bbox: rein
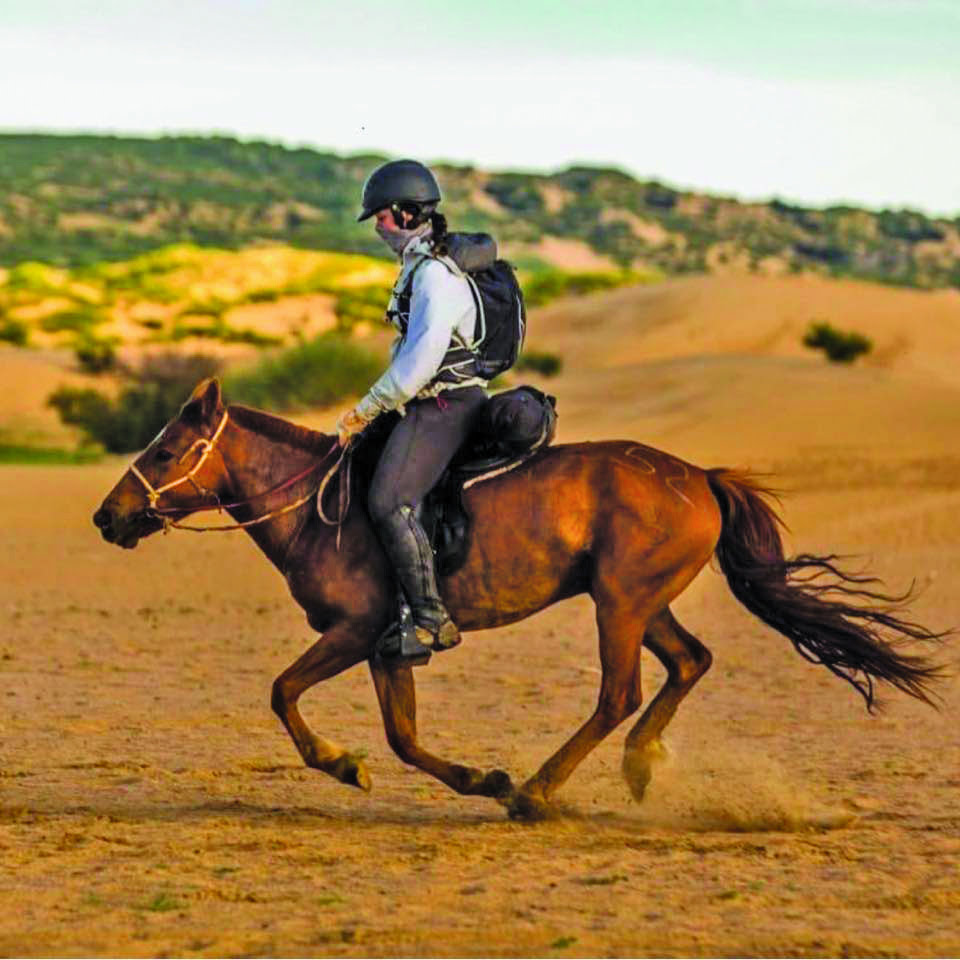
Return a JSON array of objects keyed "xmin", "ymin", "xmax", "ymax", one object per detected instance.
[{"xmin": 128, "ymin": 409, "xmax": 353, "ymax": 543}]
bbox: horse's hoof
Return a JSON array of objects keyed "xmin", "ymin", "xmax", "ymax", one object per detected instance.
[
  {"xmin": 507, "ymin": 791, "xmax": 554, "ymax": 822},
  {"xmin": 481, "ymin": 769, "xmax": 515, "ymax": 801},
  {"xmin": 622, "ymin": 738, "xmax": 669, "ymax": 803},
  {"xmin": 334, "ymin": 753, "xmax": 372, "ymax": 792}
]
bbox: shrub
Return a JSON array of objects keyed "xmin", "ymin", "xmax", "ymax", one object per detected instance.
[
  {"xmin": 333, "ymin": 284, "xmax": 391, "ymax": 330},
  {"xmin": 484, "ymin": 174, "xmax": 545, "ymax": 214},
  {"xmin": 40, "ymin": 306, "xmax": 106, "ymax": 334},
  {"xmin": 5, "ymin": 261, "xmax": 66, "ymax": 295},
  {"xmin": 245, "ymin": 288, "xmax": 282, "ymax": 304},
  {"xmin": 0, "ymin": 315, "xmax": 29, "ymax": 346},
  {"xmin": 523, "ymin": 269, "xmax": 640, "ymax": 308},
  {"xmin": 0, "ymin": 442, "xmax": 101, "ymax": 464},
  {"xmin": 803, "ymin": 322, "xmax": 872, "ymax": 364},
  {"xmin": 515, "ymin": 349, "xmax": 563, "ymax": 377},
  {"xmin": 877, "ymin": 210, "xmax": 944, "ymax": 243},
  {"xmin": 73, "ymin": 332, "xmax": 119, "ymax": 374},
  {"xmin": 219, "ymin": 326, "xmax": 282, "ymax": 347},
  {"xmin": 180, "ymin": 298, "xmax": 229, "ymax": 319},
  {"xmin": 167, "ymin": 316, "xmax": 281, "ymax": 346},
  {"xmin": 225, "ymin": 333, "xmax": 383, "ymax": 411},
  {"xmin": 48, "ymin": 353, "xmax": 222, "ymax": 453}
]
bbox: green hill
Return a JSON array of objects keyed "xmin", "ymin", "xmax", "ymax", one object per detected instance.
[{"xmin": 1, "ymin": 133, "xmax": 959, "ymax": 290}]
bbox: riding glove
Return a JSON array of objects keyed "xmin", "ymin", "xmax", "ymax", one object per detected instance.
[{"xmin": 336, "ymin": 407, "xmax": 373, "ymax": 446}]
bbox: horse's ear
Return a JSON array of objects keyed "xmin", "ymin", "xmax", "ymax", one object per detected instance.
[{"xmin": 182, "ymin": 378, "xmax": 223, "ymax": 428}]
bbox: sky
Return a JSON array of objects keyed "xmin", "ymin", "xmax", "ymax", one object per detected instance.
[{"xmin": 1, "ymin": 0, "xmax": 958, "ymax": 215}]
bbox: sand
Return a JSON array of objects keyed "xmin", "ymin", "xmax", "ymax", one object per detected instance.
[{"xmin": 1, "ymin": 273, "xmax": 959, "ymax": 957}]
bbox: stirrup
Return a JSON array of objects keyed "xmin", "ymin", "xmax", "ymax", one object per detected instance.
[{"xmin": 375, "ymin": 602, "xmax": 432, "ymax": 667}]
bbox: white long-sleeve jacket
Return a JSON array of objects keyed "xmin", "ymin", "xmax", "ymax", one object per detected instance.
[{"xmin": 356, "ymin": 235, "xmax": 485, "ymax": 418}]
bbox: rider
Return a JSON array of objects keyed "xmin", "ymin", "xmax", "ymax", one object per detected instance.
[{"xmin": 336, "ymin": 159, "xmax": 489, "ymax": 664}]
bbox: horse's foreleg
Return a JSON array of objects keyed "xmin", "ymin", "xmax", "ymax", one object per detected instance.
[
  {"xmin": 621, "ymin": 607, "xmax": 712, "ymax": 802},
  {"xmin": 271, "ymin": 624, "xmax": 372, "ymax": 791},
  {"xmin": 369, "ymin": 660, "xmax": 515, "ymax": 803}
]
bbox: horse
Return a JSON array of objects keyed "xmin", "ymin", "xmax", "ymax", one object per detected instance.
[{"xmin": 92, "ymin": 378, "xmax": 944, "ymax": 820}]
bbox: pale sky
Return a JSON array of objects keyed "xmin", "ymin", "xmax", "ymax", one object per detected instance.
[{"xmin": 1, "ymin": 0, "xmax": 958, "ymax": 215}]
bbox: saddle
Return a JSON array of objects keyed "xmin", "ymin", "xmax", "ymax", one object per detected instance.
[{"xmin": 347, "ymin": 386, "xmax": 557, "ymax": 576}]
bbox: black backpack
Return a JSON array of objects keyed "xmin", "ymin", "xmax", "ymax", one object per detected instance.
[{"xmin": 398, "ymin": 232, "xmax": 527, "ymax": 380}]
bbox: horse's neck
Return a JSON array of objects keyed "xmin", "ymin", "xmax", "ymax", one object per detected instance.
[{"xmin": 220, "ymin": 419, "xmax": 333, "ymax": 572}]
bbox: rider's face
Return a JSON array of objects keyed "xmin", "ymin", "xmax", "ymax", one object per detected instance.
[
  {"xmin": 374, "ymin": 207, "xmax": 414, "ymax": 232},
  {"xmin": 374, "ymin": 208, "xmax": 399, "ymax": 232}
]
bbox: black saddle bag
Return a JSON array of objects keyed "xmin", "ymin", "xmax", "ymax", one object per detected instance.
[{"xmin": 462, "ymin": 386, "xmax": 557, "ymax": 463}]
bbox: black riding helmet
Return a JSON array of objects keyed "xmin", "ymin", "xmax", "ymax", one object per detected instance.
[{"xmin": 357, "ymin": 159, "xmax": 441, "ymax": 223}]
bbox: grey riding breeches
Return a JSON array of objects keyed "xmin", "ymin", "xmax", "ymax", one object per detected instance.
[{"xmin": 367, "ymin": 386, "xmax": 488, "ymax": 522}]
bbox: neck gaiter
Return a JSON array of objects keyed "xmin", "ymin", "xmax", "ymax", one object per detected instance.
[{"xmin": 376, "ymin": 220, "xmax": 433, "ymax": 257}]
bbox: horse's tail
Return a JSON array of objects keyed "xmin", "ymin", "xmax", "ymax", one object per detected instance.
[{"xmin": 706, "ymin": 468, "xmax": 947, "ymax": 711}]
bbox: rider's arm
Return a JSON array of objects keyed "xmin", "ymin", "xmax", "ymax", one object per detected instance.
[{"xmin": 356, "ymin": 261, "xmax": 474, "ymax": 417}]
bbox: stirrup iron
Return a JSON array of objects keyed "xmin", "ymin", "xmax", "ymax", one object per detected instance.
[{"xmin": 376, "ymin": 601, "xmax": 433, "ymax": 667}]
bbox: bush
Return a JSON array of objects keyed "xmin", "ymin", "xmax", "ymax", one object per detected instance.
[
  {"xmin": 181, "ymin": 297, "xmax": 229, "ymax": 318},
  {"xmin": 40, "ymin": 306, "xmax": 106, "ymax": 334},
  {"xmin": 225, "ymin": 332, "xmax": 383, "ymax": 411},
  {"xmin": 167, "ymin": 316, "xmax": 281, "ymax": 346},
  {"xmin": 245, "ymin": 288, "xmax": 282, "ymax": 304},
  {"xmin": 803, "ymin": 322, "xmax": 873, "ymax": 364},
  {"xmin": 484, "ymin": 174, "xmax": 545, "ymax": 215},
  {"xmin": 523, "ymin": 269, "xmax": 639, "ymax": 308},
  {"xmin": 0, "ymin": 442, "xmax": 101, "ymax": 464},
  {"xmin": 74, "ymin": 332, "xmax": 119, "ymax": 373},
  {"xmin": 219, "ymin": 326, "xmax": 282, "ymax": 347},
  {"xmin": 48, "ymin": 353, "xmax": 222, "ymax": 452},
  {"xmin": 334, "ymin": 284, "xmax": 392, "ymax": 330},
  {"xmin": 877, "ymin": 210, "xmax": 944, "ymax": 243},
  {"xmin": 0, "ymin": 315, "xmax": 29, "ymax": 346},
  {"xmin": 515, "ymin": 349, "xmax": 563, "ymax": 377},
  {"xmin": 6, "ymin": 261, "xmax": 66, "ymax": 295}
]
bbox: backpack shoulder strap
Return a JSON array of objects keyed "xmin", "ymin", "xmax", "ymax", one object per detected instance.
[
  {"xmin": 432, "ymin": 253, "xmax": 465, "ymax": 279},
  {"xmin": 396, "ymin": 253, "xmax": 432, "ymax": 293},
  {"xmin": 410, "ymin": 253, "xmax": 481, "ymax": 351}
]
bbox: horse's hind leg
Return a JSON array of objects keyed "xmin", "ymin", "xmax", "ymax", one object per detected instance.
[
  {"xmin": 271, "ymin": 623, "xmax": 372, "ymax": 791},
  {"xmin": 508, "ymin": 587, "xmax": 650, "ymax": 820},
  {"xmin": 369, "ymin": 660, "xmax": 515, "ymax": 802},
  {"xmin": 621, "ymin": 607, "xmax": 712, "ymax": 803}
]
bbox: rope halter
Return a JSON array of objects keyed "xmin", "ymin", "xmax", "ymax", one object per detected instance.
[
  {"xmin": 124, "ymin": 409, "xmax": 349, "ymax": 541},
  {"xmin": 129, "ymin": 409, "xmax": 230, "ymax": 512}
]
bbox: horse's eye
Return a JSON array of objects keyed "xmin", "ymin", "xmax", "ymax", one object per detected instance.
[{"xmin": 155, "ymin": 449, "xmax": 175, "ymax": 464}]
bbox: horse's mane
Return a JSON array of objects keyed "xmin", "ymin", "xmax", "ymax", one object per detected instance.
[{"xmin": 228, "ymin": 404, "xmax": 334, "ymax": 456}]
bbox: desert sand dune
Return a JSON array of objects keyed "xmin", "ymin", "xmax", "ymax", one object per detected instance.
[
  {"xmin": 534, "ymin": 273, "xmax": 960, "ymax": 386},
  {"xmin": 1, "ymin": 272, "xmax": 958, "ymax": 957}
]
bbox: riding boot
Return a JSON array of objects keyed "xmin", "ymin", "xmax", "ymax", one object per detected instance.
[{"xmin": 373, "ymin": 504, "xmax": 461, "ymax": 664}]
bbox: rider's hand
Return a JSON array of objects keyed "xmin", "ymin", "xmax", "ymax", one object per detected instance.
[{"xmin": 336, "ymin": 407, "xmax": 370, "ymax": 447}]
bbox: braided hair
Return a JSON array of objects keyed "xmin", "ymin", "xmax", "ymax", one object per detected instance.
[
  {"xmin": 391, "ymin": 200, "xmax": 448, "ymax": 255},
  {"xmin": 428, "ymin": 210, "xmax": 449, "ymax": 256}
]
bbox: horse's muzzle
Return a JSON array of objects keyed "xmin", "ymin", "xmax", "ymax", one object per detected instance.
[
  {"xmin": 93, "ymin": 505, "xmax": 158, "ymax": 548},
  {"xmin": 93, "ymin": 505, "xmax": 117, "ymax": 541},
  {"xmin": 93, "ymin": 505, "xmax": 133, "ymax": 547}
]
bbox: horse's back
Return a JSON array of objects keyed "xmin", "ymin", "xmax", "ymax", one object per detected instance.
[{"xmin": 445, "ymin": 439, "xmax": 722, "ymax": 628}]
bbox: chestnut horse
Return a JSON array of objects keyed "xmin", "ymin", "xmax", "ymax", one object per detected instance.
[{"xmin": 93, "ymin": 379, "xmax": 943, "ymax": 820}]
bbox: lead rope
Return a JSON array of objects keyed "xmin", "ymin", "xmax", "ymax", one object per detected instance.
[{"xmin": 316, "ymin": 442, "xmax": 353, "ymax": 550}]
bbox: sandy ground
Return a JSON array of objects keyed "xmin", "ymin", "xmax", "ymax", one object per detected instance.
[{"xmin": 2, "ymin": 273, "xmax": 960, "ymax": 957}]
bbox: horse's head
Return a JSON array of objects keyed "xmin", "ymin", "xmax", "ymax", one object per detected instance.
[{"xmin": 93, "ymin": 378, "xmax": 228, "ymax": 548}]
